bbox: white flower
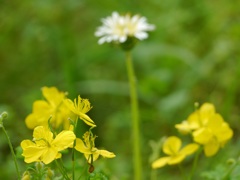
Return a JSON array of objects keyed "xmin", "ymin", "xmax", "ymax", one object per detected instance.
[{"xmin": 95, "ymin": 12, "xmax": 155, "ymax": 45}]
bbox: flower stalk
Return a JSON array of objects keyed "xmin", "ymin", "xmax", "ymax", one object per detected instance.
[
  {"xmin": 188, "ymin": 147, "xmax": 202, "ymax": 180},
  {"xmin": 0, "ymin": 112, "xmax": 21, "ymax": 179},
  {"xmin": 72, "ymin": 118, "xmax": 78, "ymax": 180},
  {"xmin": 125, "ymin": 51, "xmax": 142, "ymax": 180}
]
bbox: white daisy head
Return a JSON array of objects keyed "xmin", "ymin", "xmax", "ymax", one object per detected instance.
[{"xmin": 95, "ymin": 12, "xmax": 155, "ymax": 47}]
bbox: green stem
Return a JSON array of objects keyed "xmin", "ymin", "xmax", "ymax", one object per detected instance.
[
  {"xmin": 125, "ymin": 51, "xmax": 142, "ymax": 180},
  {"xmin": 188, "ymin": 147, "xmax": 202, "ymax": 180},
  {"xmin": 178, "ymin": 164, "xmax": 187, "ymax": 180},
  {"xmin": 1, "ymin": 125, "xmax": 21, "ymax": 179},
  {"xmin": 55, "ymin": 160, "xmax": 71, "ymax": 180},
  {"xmin": 72, "ymin": 146, "xmax": 75, "ymax": 180},
  {"xmin": 222, "ymin": 160, "xmax": 239, "ymax": 179},
  {"xmin": 72, "ymin": 118, "xmax": 78, "ymax": 180}
]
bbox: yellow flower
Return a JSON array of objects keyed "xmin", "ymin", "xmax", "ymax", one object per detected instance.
[
  {"xmin": 75, "ymin": 131, "xmax": 115, "ymax": 163},
  {"xmin": 64, "ymin": 95, "xmax": 96, "ymax": 127},
  {"xmin": 21, "ymin": 126, "xmax": 76, "ymax": 164},
  {"xmin": 193, "ymin": 113, "xmax": 233, "ymax": 156},
  {"xmin": 152, "ymin": 136, "xmax": 199, "ymax": 169},
  {"xmin": 25, "ymin": 87, "xmax": 75, "ymax": 129},
  {"xmin": 175, "ymin": 103, "xmax": 215, "ymax": 134},
  {"xmin": 175, "ymin": 103, "xmax": 233, "ymax": 157}
]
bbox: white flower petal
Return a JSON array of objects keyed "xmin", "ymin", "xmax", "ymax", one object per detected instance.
[{"xmin": 95, "ymin": 12, "xmax": 155, "ymax": 44}]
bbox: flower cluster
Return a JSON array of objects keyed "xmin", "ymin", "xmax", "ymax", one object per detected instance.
[
  {"xmin": 175, "ymin": 103, "xmax": 233, "ymax": 157},
  {"xmin": 21, "ymin": 86, "xmax": 115, "ymax": 176},
  {"xmin": 152, "ymin": 102, "xmax": 233, "ymax": 169},
  {"xmin": 95, "ymin": 11, "xmax": 155, "ymax": 48}
]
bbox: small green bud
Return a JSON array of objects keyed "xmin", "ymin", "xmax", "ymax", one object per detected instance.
[
  {"xmin": 0, "ymin": 112, "xmax": 8, "ymax": 127},
  {"xmin": 1, "ymin": 112, "xmax": 8, "ymax": 119},
  {"xmin": 35, "ymin": 162, "xmax": 44, "ymax": 171},
  {"xmin": 227, "ymin": 158, "xmax": 236, "ymax": 165},
  {"xmin": 21, "ymin": 171, "xmax": 31, "ymax": 180},
  {"xmin": 194, "ymin": 102, "xmax": 199, "ymax": 109},
  {"xmin": 46, "ymin": 168, "xmax": 54, "ymax": 178}
]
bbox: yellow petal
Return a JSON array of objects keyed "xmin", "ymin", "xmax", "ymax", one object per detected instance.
[
  {"xmin": 193, "ymin": 128, "xmax": 212, "ymax": 144},
  {"xmin": 207, "ymin": 114, "xmax": 224, "ymax": 129},
  {"xmin": 78, "ymin": 113, "xmax": 96, "ymax": 127},
  {"xmin": 52, "ymin": 130, "xmax": 76, "ymax": 151},
  {"xmin": 31, "ymin": 101, "xmax": 53, "ymax": 125},
  {"xmin": 41, "ymin": 147, "xmax": 59, "ymax": 164},
  {"xmin": 208, "ymin": 114, "xmax": 233, "ymax": 142},
  {"xmin": 216, "ymin": 124, "xmax": 233, "ymax": 142},
  {"xmin": 152, "ymin": 157, "xmax": 170, "ymax": 169},
  {"xmin": 41, "ymin": 86, "xmax": 65, "ymax": 107},
  {"xmin": 64, "ymin": 99, "xmax": 77, "ymax": 114},
  {"xmin": 187, "ymin": 112, "xmax": 202, "ymax": 129},
  {"xmin": 55, "ymin": 152, "xmax": 62, "ymax": 159},
  {"xmin": 168, "ymin": 154, "xmax": 185, "ymax": 165},
  {"xmin": 175, "ymin": 121, "xmax": 193, "ymax": 134},
  {"xmin": 32, "ymin": 100, "xmax": 50, "ymax": 113},
  {"xmin": 163, "ymin": 136, "xmax": 181, "ymax": 155},
  {"xmin": 200, "ymin": 103, "xmax": 215, "ymax": 117},
  {"xmin": 85, "ymin": 152, "xmax": 100, "ymax": 163},
  {"xmin": 199, "ymin": 103, "xmax": 215, "ymax": 125},
  {"xmin": 204, "ymin": 138, "xmax": 220, "ymax": 157},
  {"xmin": 180, "ymin": 143, "xmax": 199, "ymax": 155},
  {"xmin": 21, "ymin": 140, "xmax": 35, "ymax": 150},
  {"xmin": 97, "ymin": 149, "xmax": 116, "ymax": 158},
  {"xmin": 33, "ymin": 126, "xmax": 53, "ymax": 146},
  {"xmin": 75, "ymin": 138, "xmax": 91, "ymax": 154},
  {"xmin": 22, "ymin": 146, "xmax": 47, "ymax": 163}
]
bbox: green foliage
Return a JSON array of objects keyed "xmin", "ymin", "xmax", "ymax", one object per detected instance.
[
  {"xmin": 201, "ymin": 159, "xmax": 240, "ymax": 180},
  {"xmin": 88, "ymin": 172, "xmax": 108, "ymax": 180},
  {"xmin": 1, "ymin": 0, "xmax": 240, "ymax": 179}
]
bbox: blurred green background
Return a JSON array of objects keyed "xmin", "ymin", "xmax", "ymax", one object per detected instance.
[{"xmin": 1, "ymin": 0, "xmax": 240, "ymax": 179}]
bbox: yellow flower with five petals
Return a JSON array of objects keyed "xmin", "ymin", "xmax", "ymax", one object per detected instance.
[
  {"xmin": 21, "ymin": 126, "xmax": 76, "ymax": 164},
  {"xmin": 152, "ymin": 136, "xmax": 199, "ymax": 169}
]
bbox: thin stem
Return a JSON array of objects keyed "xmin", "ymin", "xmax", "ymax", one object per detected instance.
[
  {"xmin": 1, "ymin": 125, "xmax": 21, "ymax": 179},
  {"xmin": 125, "ymin": 51, "xmax": 142, "ymax": 180},
  {"xmin": 72, "ymin": 147, "xmax": 75, "ymax": 180},
  {"xmin": 72, "ymin": 118, "xmax": 78, "ymax": 180},
  {"xmin": 222, "ymin": 160, "xmax": 239, "ymax": 179},
  {"xmin": 188, "ymin": 147, "xmax": 202, "ymax": 180},
  {"xmin": 55, "ymin": 160, "xmax": 71, "ymax": 180},
  {"xmin": 178, "ymin": 164, "xmax": 187, "ymax": 180}
]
